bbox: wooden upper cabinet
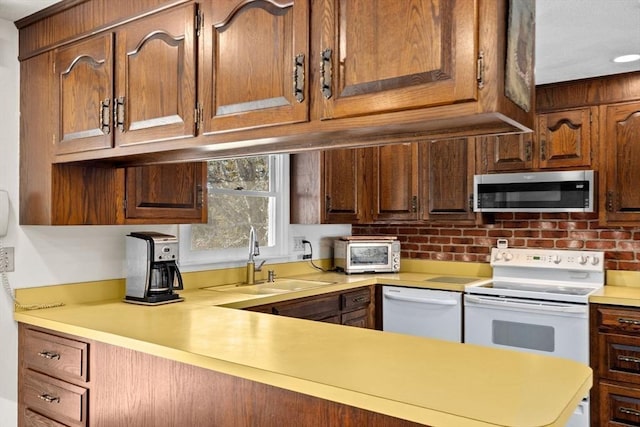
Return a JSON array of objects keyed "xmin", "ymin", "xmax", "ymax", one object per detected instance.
[
  {"xmin": 371, "ymin": 144, "xmax": 419, "ymax": 222},
  {"xmin": 322, "ymin": 148, "xmax": 364, "ymax": 224},
  {"xmin": 600, "ymin": 101, "xmax": 640, "ymax": 225},
  {"xmin": 536, "ymin": 107, "xmax": 595, "ymax": 169},
  {"xmin": 200, "ymin": 0, "xmax": 310, "ymax": 134},
  {"xmin": 480, "ymin": 133, "xmax": 534, "ymax": 173},
  {"xmin": 53, "ymin": 4, "xmax": 197, "ymax": 155},
  {"xmin": 421, "ymin": 138, "xmax": 476, "ymax": 222},
  {"xmin": 115, "ymin": 4, "xmax": 197, "ymax": 147},
  {"xmin": 125, "ymin": 162, "xmax": 207, "ymax": 223},
  {"xmin": 54, "ymin": 33, "xmax": 114, "ymax": 155},
  {"xmin": 314, "ymin": 0, "xmax": 477, "ymax": 120}
]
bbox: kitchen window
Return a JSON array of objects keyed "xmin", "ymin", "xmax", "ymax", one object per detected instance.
[{"xmin": 179, "ymin": 154, "xmax": 289, "ymax": 268}]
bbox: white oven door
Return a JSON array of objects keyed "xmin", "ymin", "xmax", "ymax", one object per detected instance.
[{"xmin": 463, "ymin": 294, "xmax": 589, "ymax": 364}]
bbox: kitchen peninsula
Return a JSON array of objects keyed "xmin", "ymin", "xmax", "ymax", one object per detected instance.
[{"xmin": 15, "ymin": 272, "xmax": 591, "ymax": 427}]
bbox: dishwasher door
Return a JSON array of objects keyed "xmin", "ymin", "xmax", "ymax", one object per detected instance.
[{"xmin": 382, "ymin": 286, "xmax": 462, "ymax": 342}]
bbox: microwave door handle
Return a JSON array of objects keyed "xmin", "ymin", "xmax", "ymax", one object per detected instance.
[
  {"xmin": 383, "ymin": 291, "xmax": 458, "ymax": 306},
  {"xmin": 465, "ymin": 295, "xmax": 587, "ymax": 313}
]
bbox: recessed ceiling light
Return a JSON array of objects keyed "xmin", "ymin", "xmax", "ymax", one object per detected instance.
[{"xmin": 613, "ymin": 54, "xmax": 640, "ymax": 63}]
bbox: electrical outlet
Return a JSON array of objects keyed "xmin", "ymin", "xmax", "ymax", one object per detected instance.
[
  {"xmin": 1, "ymin": 246, "xmax": 14, "ymax": 272},
  {"xmin": 293, "ymin": 236, "xmax": 305, "ymax": 251}
]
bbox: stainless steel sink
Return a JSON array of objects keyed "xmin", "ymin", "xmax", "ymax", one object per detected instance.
[{"xmin": 208, "ymin": 279, "xmax": 335, "ymax": 295}]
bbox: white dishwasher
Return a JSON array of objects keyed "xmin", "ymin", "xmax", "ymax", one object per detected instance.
[{"xmin": 382, "ymin": 285, "xmax": 462, "ymax": 342}]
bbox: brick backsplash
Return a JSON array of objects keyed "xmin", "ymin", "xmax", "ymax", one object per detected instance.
[{"xmin": 352, "ymin": 213, "xmax": 640, "ymax": 271}]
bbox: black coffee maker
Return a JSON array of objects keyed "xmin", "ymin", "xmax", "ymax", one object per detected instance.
[{"xmin": 125, "ymin": 232, "xmax": 184, "ymax": 305}]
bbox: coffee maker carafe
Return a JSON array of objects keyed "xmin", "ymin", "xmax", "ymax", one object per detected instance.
[{"xmin": 125, "ymin": 232, "xmax": 184, "ymax": 305}]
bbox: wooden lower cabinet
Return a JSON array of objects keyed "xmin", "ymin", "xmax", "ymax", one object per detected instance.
[
  {"xmin": 18, "ymin": 323, "xmax": 421, "ymax": 427},
  {"xmin": 591, "ymin": 304, "xmax": 640, "ymax": 426},
  {"xmin": 247, "ymin": 286, "xmax": 375, "ymax": 329}
]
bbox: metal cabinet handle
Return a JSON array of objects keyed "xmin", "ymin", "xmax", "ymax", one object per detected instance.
[
  {"xmin": 38, "ymin": 351, "xmax": 60, "ymax": 360},
  {"xmin": 100, "ymin": 98, "xmax": 111, "ymax": 134},
  {"xmin": 540, "ymin": 139, "xmax": 547, "ymax": 160},
  {"xmin": 618, "ymin": 318, "xmax": 640, "ymax": 326},
  {"xmin": 351, "ymin": 296, "xmax": 366, "ymax": 303},
  {"xmin": 320, "ymin": 48, "xmax": 333, "ymax": 99},
  {"xmin": 617, "ymin": 355, "xmax": 640, "ymax": 364},
  {"xmin": 620, "ymin": 407, "xmax": 640, "ymax": 417},
  {"xmin": 607, "ymin": 191, "xmax": 615, "ymax": 212},
  {"xmin": 293, "ymin": 53, "xmax": 305, "ymax": 103},
  {"xmin": 525, "ymin": 139, "xmax": 532, "ymax": 161},
  {"xmin": 114, "ymin": 96, "xmax": 125, "ymax": 132},
  {"xmin": 38, "ymin": 393, "xmax": 60, "ymax": 404}
]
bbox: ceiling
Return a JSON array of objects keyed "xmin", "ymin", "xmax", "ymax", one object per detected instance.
[{"xmin": 0, "ymin": 0, "xmax": 639, "ymax": 85}]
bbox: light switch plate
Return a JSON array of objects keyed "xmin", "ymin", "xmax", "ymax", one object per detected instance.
[{"xmin": 1, "ymin": 247, "xmax": 14, "ymax": 272}]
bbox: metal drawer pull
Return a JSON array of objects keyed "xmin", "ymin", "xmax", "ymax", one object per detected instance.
[
  {"xmin": 618, "ymin": 318, "xmax": 640, "ymax": 326},
  {"xmin": 38, "ymin": 393, "xmax": 60, "ymax": 404},
  {"xmin": 351, "ymin": 296, "xmax": 367, "ymax": 303},
  {"xmin": 617, "ymin": 355, "xmax": 640, "ymax": 364},
  {"xmin": 38, "ymin": 351, "xmax": 60, "ymax": 360},
  {"xmin": 620, "ymin": 407, "xmax": 640, "ymax": 417}
]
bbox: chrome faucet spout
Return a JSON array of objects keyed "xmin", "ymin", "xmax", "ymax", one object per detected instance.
[{"xmin": 245, "ymin": 226, "xmax": 263, "ymax": 285}]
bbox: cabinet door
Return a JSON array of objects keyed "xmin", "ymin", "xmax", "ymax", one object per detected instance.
[
  {"xmin": 115, "ymin": 4, "xmax": 197, "ymax": 147},
  {"xmin": 201, "ymin": 0, "xmax": 309, "ymax": 133},
  {"xmin": 537, "ymin": 107, "xmax": 595, "ymax": 169},
  {"xmin": 480, "ymin": 133, "xmax": 534, "ymax": 172},
  {"xmin": 600, "ymin": 101, "xmax": 640, "ymax": 225},
  {"xmin": 322, "ymin": 149, "xmax": 365, "ymax": 223},
  {"xmin": 125, "ymin": 162, "xmax": 207, "ymax": 223},
  {"xmin": 421, "ymin": 138, "xmax": 476, "ymax": 222},
  {"xmin": 371, "ymin": 144, "xmax": 419, "ymax": 222},
  {"xmin": 315, "ymin": 0, "xmax": 476, "ymax": 119},
  {"xmin": 54, "ymin": 33, "xmax": 114, "ymax": 155}
]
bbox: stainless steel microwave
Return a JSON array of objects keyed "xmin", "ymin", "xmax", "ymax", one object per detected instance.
[
  {"xmin": 473, "ymin": 170, "xmax": 595, "ymax": 213},
  {"xmin": 334, "ymin": 237, "xmax": 400, "ymax": 274}
]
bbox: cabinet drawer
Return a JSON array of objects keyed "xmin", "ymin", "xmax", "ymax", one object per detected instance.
[
  {"xmin": 599, "ymin": 333, "xmax": 640, "ymax": 383},
  {"xmin": 23, "ymin": 329, "xmax": 88, "ymax": 383},
  {"xmin": 342, "ymin": 308, "xmax": 369, "ymax": 328},
  {"xmin": 23, "ymin": 371, "xmax": 87, "ymax": 425},
  {"xmin": 24, "ymin": 408, "xmax": 69, "ymax": 427},
  {"xmin": 600, "ymin": 381, "xmax": 640, "ymax": 426},
  {"xmin": 597, "ymin": 306, "xmax": 640, "ymax": 333},
  {"xmin": 341, "ymin": 287, "xmax": 371, "ymax": 311}
]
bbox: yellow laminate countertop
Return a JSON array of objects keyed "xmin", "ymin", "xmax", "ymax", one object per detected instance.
[{"xmin": 15, "ymin": 272, "xmax": 591, "ymax": 427}]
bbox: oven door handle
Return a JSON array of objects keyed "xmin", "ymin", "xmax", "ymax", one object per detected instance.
[
  {"xmin": 465, "ymin": 295, "xmax": 587, "ymax": 313},
  {"xmin": 383, "ymin": 291, "xmax": 458, "ymax": 306}
]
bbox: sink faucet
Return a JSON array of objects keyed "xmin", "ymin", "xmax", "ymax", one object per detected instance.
[{"xmin": 246, "ymin": 226, "xmax": 265, "ymax": 285}]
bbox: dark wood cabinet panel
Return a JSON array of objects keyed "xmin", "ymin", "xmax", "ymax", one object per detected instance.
[
  {"xmin": 322, "ymin": 148, "xmax": 364, "ymax": 224},
  {"xmin": 591, "ymin": 304, "xmax": 640, "ymax": 426},
  {"xmin": 599, "ymin": 101, "xmax": 640, "ymax": 225},
  {"xmin": 537, "ymin": 107, "xmax": 595, "ymax": 169},
  {"xmin": 125, "ymin": 162, "xmax": 207, "ymax": 223},
  {"xmin": 247, "ymin": 286, "xmax": 374, "ymax": 329},
  {"xmin": 314, "ymin": 0, "xmax": 477, "ymax": 120},
  {"xmin": 54, "ymin": 33, "xmax": 114, "ymax": 155},
  {"xmin": 421, "ymin": 138, "xmax": 476, "ymax": 222},
  {"xmin": 201, "ymin": 0, "xmax": 309, "ymax": 134},
  {"xmin": 372, "ymin": 144, "xmax": 419, "ymax": 222},
  {"xmin": 480, "ymin": 133, "xmax": 533, "ymax": 172},
  {"xmin": 53, "ymin": 4, "xmax": 198, "ymax": 154},
  {"xmin": 115, "ymin": 4, "xmax": 197, "ymax": 146}
]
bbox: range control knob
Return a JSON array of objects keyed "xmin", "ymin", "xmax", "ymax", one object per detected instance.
[
  {"xmin": 590, "ymin": 256, "xmax": 600, "ymax": 266},
  {"xmin": 503, "ymin": 252, "xmax": 514, "ymax": 261},
  {"xmin": 494, "ymin": 251, "xmax": 504, "ymax": 261},
  {"xmin": 552, "ymin": 255, "xmax": 562, "ymax": 264},
  {"xmin": 577, "ymin": 255, "xmax": 588, "ymax": 265}
]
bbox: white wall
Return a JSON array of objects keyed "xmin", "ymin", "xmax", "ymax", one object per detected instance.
[{"xmin": 0, "ymin": 19, "xmax": 349, "ymax": 426}]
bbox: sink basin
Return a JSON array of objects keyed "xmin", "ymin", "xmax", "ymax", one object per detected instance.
[{"xmin": 209, "ymin": 279, "xmax": 335, "ymax": 295}]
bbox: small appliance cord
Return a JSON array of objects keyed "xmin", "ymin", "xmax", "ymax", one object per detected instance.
[{"xmin": 0, "ymin": 239, "xmax": 64, "ymax": 310}]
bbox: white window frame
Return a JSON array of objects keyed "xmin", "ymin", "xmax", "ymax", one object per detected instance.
[{"xmin": 178, "ymin": 154, "xmax": 290, "ymax": 271}]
